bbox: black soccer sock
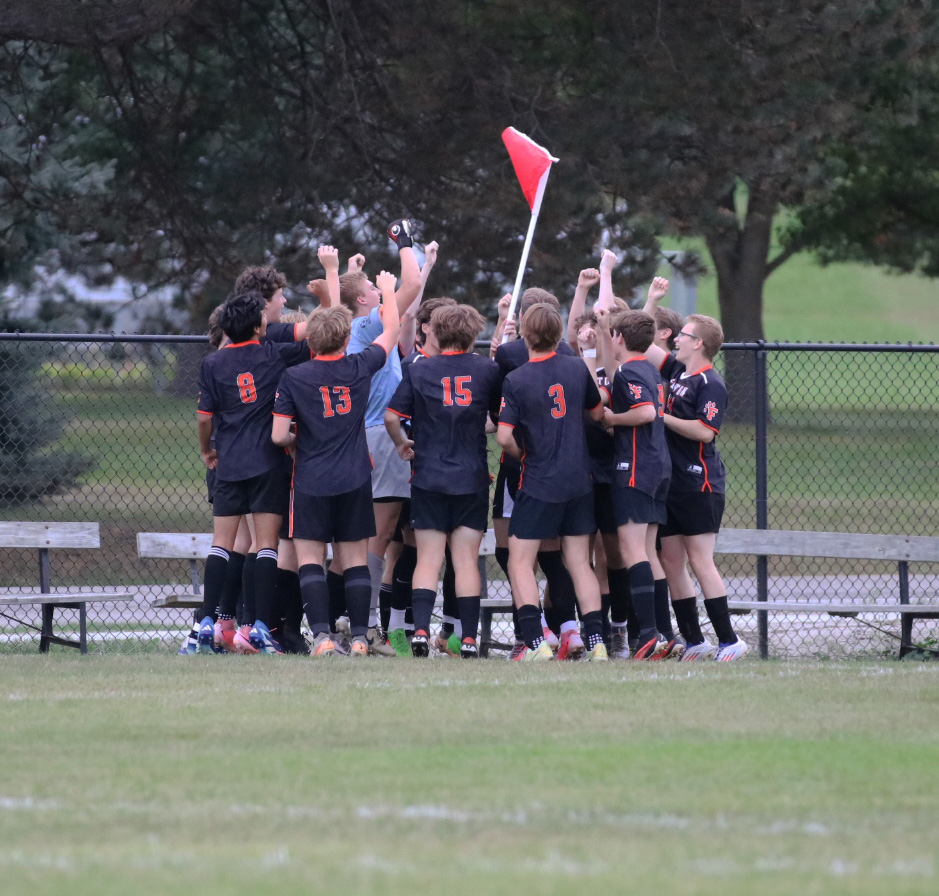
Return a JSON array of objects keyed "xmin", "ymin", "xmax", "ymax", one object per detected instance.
[
  {"xmin": 199, "ymin": 546, "xmax": 229, "ymax": 621},
  {"xmin": 299, "ymin": 564, "xmax": 329, "ymax": 637},
  {"xmin": 411, "ymin": 587, "xmax": 436, "ymax": 635},
  {"xmin": 607, "ymin": 566, "xmax": 631, "ymax": 626},
  {"xmin": 391, "ymin": 544, "xmax": 417, "ymax": 614},
  {"xmin": 517, "ymin": 603, "xmax": 543, "ymax": 650},
  {"xmin": 511, "ymin": 606, "xmax": 522, "ymax": 641},
  {"xmin": 457, "ymin": 595, "xmax": 480, "ymax": 643},
  {"xmin": 581, "ymin": 609, "xmax": 605, "ymax": 649},
  {"xmin": 673, "ymin": 597, "xmax": 704, "ymax": 644},
  {"xmin": 326, "ymin": 568, "xmax": 346, "ymax": 630},
  {"xmin": 216, "ymin": 550, "xmax": 245, "ymax": 619},
  {"xmin": 379, "ymin": 582, "xmax": 393, "ymax": 632},
  {"xmin": 277, "ymin": 567, "xmax": 303, "ymax": 629},
  {"xmin": 543, "ymin": 602, "xmax": 561, "ymax": 637},
  {"xmin": 495, "ymin": 545, "xmax": 510, "ymax": 579},
  {"xmin": 254, "ymin": 549, "xmax": 279, "ymax": 633},
  {"xmin": 344, "ymin": 566, "xmax": 372, "ymax": 638},
  {"xmin": 538, "ymin": 550, "xmax": 577, "ymax": 623},
  {"xmin": 600, "ymin": 592, "xmax": 612, "ymax": 641},
  {"xmin": 627, "ymin": 561, "xmax": 657, "ymax": 639},
  {"xmin": 240, "ymin": 553, "xmax": 257, "ymax": 627},
  {"xmin": 653, "ymin": 579, "xmax": 676, "ymax": 639},
  {"xmin": 704, "ymin": 595, "xmax": 737, "ymax": 644}
]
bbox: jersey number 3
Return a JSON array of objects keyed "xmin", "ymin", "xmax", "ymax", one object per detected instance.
[
  {"xmin": 549, "ymin": 384, "xmax": 566, "ymax": 418},
  {"xmin": 237, "ymin": 373, "xmax": 257, "ymax": 404}
]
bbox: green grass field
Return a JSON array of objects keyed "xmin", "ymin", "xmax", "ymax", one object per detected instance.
[{"xmin": 0, "ymin": 656, "xmax": 937, "ymax": 895}]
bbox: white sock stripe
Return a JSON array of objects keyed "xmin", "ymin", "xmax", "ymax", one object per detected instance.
[
  {"xmin": 256, "ymin": 549, "xmax": 278, "ymax": 562},
  {"xmin": 208, "ymin": 547, "xmax": 230, "ymax": 561}
]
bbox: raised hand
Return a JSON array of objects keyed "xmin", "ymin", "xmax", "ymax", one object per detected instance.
[
  {"xmin": 577, "ymin": 268, "xmax": 601, "ymax": 290},
  {"xmin": 647, "ymin": 276, "xmax": 670, "ymax": 304},
  {"xmin": 347, "ymin": 253, "xmax": 366, "ymax": 273},
  {"xmin": 318, "ymin": 245, "xmax": 339, "ymax": 272}
]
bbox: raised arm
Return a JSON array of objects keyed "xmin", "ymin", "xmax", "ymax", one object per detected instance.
[
  {"xmin": 373, "ymin": 269, "xmax": 401, "ymax": 356},
  {"xmin": 593, "ymin": 305, "xmax": 618, "ymax": 381},
  {"xmin": 568, "ymin": 267, "xmax": 600, "ymax": 348},
  {"xmin": 400, "ymin": 240, "xmax": 439, "ymax": 354},
  {"xmin": 489, "ymin": 293, "xmax": 513, "ymax": 358},
  {"xmin": 387, "ymin": 219, "xmax": 422, "ymax": 316},
  {"xmin": 317, "ymin": 245, "xmax": 341, "ymax": 308}
]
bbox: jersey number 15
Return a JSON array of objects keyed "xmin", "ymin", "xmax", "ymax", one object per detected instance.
[{"xmin": 441, "ymin": 376, "xmax": 472, "ymax": 406}]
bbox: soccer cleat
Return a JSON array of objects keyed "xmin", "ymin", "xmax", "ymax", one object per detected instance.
[
  {"xmin": 196, "ymin": 616, "xmax": 220, "ymax": 654},
  {"xmin": 460, "ymin": 637, "xmax": 479, "ymax": 659},
  {"xmin": 715, "ymin": 638, "xmax": 749, "ymax": 662},
  {"xmin": 231, "ymin": 625, "xmax": 259, "ymax": 655},
  {"xmin": 557, "ymin": 629, "xmax": 585, "ymax": 661},
  {"xmin": 542, "ymin": 626, "xmax": 560, "ymax": 652},
  {"xmin": 632, "ymin": 632, "xmax": 668, "ymax": 660},
  {"xmin": 434, "ymin": 631, "xmax": 459, "ymax": 657},
  {"xmin": 178, "ymin": 633, "xmax": 198, "ymax": 655},
  {"xmin": 523, "ymin": 641, "xmax": 555, "ymax": 662},
  {"xmin": 662, "ymin": 633, "xmax": 687, "ymax": 660},
  {"xmin": 248, "ymin": 621, "xmax": 284, "ymax": 655},
  {"xmin": 366, "ymin": 626, "xmax": 397, "ymax": 657},
  {"xmin": 331, "ymin": 633, "xmax": 352, "ymax": 656},
  {"xmin": 311, "ymin": 632, "xmax": 337, "ymax": 657},
  {"xmin": 214, "ymin": 619, "xmax": 237, "ymax": 653},
  {"xmin": 680, "ymin": 639, "xmax": 718, "ymax": 661},
  {"xmin": 411, "ymin": 629, "xmax": 430, "ymax": 658},
  {"xmin": 609, "ymin": 630, "xmax": 630, "ymax": 660},
  {"xmin": 508, "ymin": 641, "xmax": 527, "ymax": 661},
  {"xmin": 387, "ymin": 218, "xmax": 413, "ymax": 249},
  {"xmin": 586, "ymin": 641, "xmax": 609, "ymax": 661},
  {"xmin": 388, "ymin": 628, "xmax": 411, "ymax": 657},
  {"xmin": 349, "ymin": 636, "xmax": 368, "ymax": 657}
]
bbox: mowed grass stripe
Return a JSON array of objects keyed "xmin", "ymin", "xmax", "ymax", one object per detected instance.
[{"xmin": 0, "ymin": 657, "xmax": 937, "ymax": 895}]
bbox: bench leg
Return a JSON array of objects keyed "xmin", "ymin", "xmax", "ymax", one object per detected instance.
[
  {"xmin": 79, "ymin": 602, "xmax": 88, "ymax": 655},
  {"xmin": 39, "ymin": 603, "xmax": 54, "ymax": 653}
]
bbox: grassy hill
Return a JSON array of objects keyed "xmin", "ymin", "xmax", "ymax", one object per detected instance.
[{"xmin": 654, "ymin": 246, "xmax": 939, "ymax": 343}]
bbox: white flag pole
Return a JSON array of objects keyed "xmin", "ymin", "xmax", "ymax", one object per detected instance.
[{"xmin": 503, "ymin": 166, "xmax": 553, "ymax": 342}]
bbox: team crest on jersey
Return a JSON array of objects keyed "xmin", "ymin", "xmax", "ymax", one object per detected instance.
[
  {"xmin": 628, "ymin": 384, "xmax": 643, "ymax": 401},
  {"xmin": 703, "ymin": 400, "xmax": 719, "ymax": 421}
]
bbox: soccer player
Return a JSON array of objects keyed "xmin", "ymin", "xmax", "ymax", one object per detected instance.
[
  {"xmin": 195, "ymin": 291, "xmax": 311, "ymax": 654},
  {"xmin": 496, "ymin": 303, "xmax": 609, "ymax": 661},
  {"xmin": 271, "ymin": 271, "xmax": 401, "ymax": 656},
  {"xmin": 385, "ymin": 304, "xmax": 501, "ymax": 658},
  {"xmin": 494, "ymin": 288, "xmax": 585, "ymax": 659},
  {"xmin": 595, "ymin": 306, "xmax": 673, "ymax": 659},
  {"xmin": 337, "ymin": 221, "xmax": 421, "ymax": 651}
]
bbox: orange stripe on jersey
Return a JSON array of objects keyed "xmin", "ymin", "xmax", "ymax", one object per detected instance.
[
  {"xmin": 699, "ymin": 442, "xmax": 711, "ymax": 492},
  {"xmin": 197, "ymin": 409, "xmax": 213, "ymax": 417},
  {"xmin": 630, "ymin": 429, "xmax": 637, "ymax": 488},
  {"xmin": 386, "ymin": 408, "xmax": 410, "ymax": 420}
]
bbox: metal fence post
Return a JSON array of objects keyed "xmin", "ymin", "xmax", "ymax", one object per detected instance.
[{"xmin": 754, "ymin": 343, "xmax": 770, "ymax": 659}]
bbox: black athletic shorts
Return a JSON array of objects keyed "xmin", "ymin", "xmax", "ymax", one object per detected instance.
[
  {"xmin": 410, "ymin": 486, "xmax": 489, "ymax": 533},
  {"xmin": 612, "ymin": 482, "xmax": 668, "ymax": 528},
  {"xmin": 508, "ymin": 490, "xmax": 595, "ymax": 540},
  {"xmin": 592, "ymin": 481, "xmax": 617, "ymax": 535},
  {"xmin": 212, "ymin": 467, "xmax": 290, "ymax": 518},
  {"xmin": 492, "ymin": 457, "xmax": 521, "ymax": 520},
  {"xmin": 660, "ymin": 490, "xmax": 725, "ymax": 538},
  {"xmin": 289, "ymin": 480, "xmax": 376, "ymax": 544},
  {"xmin": 206, "ymin": 468, "xmax": 216, "ymax": 505},
  {"xmin": 391, "ymin": 499, "xmax": 411, "ymax": 544}
]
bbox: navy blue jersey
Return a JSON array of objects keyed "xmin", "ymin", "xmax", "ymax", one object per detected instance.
[
  {"xmin": 665, "ymin": 363, "xmax": 727, "ymax": 493},
  {"xmin": 499, "ymin": 352, "xmax": 602, "ymax": 502},
  {"xmin": 273, "ymin": 343, "xmax": 387, "ymax": 496},
  {"xmin": 585, "ymin": 366, "xmax": 615, "ymax": 485},
  {"xmin": 610, "ymin": 357, "xmax": 671, "ymax": 497},
  {"xmin": 388, "ymin": 351, "xmax": 501, "ymax": 495},
  {"xmin": 198, "ymin": 339, "xmax": 310, "ymax": 481},
  {"xmin": 400, "ymin": 347, "xmax": 431, "ymax": 377}
]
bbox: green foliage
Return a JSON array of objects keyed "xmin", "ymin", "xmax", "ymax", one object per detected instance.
[{"xmin": 0, "ymin": 341, "xmax": 94, "ymax": 504}]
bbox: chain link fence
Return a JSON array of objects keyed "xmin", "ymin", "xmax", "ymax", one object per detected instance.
[{"xmin": 0, "ymin": 333, "xmax": 937, "ymax": 658}]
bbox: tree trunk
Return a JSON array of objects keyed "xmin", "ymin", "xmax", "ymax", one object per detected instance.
[{"xmin": 705, "ymin": 188, "xmax": 774, "ymax": 423}]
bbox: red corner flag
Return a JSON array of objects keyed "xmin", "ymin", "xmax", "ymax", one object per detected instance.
[{"xmin": 501, "ymin": 127, "xmax": 559, "ymax": 213}]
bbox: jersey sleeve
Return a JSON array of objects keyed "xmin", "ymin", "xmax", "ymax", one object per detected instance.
[
  {"xmin": 499, "ymin": 376, "xmax": 520, "ymax": 429},
  {"xmin": 196, "ymin": 358, "xmax": 216, "ymax": 416},
  {"xmin": 695, "ymin": 377, "xmax": 727, "ymax": 433},
  {"xmin": 361, "ymin": 342, "xmax": 388, "ymax": 375},
  {"xmin": 612, "ymin": 367, "xmax": 653, "ymax": 412},
  {"xmin": 386, "ymin": 366, "xmax": 414, "ymax": 420},
  {"xmin": 263, "ymin": 322, "xmax": 297, "ymax": 344},
  {"xmin": 272, "ymin": 373, "xmax": 296, "ymax": 419},
  {"xmin": 276, "ymin": 341, "xmax": 312, "ymax": 367}
]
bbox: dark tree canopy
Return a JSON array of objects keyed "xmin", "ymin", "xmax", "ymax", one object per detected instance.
[{"xmin": 1, "ymin": 0, "xmax": 938, "ymax": 335}]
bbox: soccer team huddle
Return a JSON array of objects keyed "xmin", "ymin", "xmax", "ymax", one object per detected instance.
[{"xmin": 190, "ymin": 220, "xmax": 748, "ymax": 663}]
